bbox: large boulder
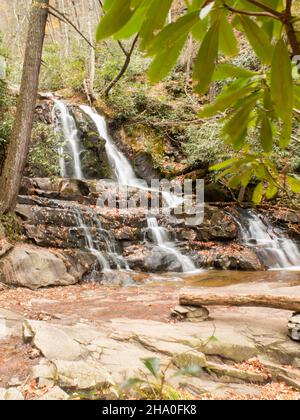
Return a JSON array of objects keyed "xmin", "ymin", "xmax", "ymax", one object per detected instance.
[{"xmin": 0, "ymin": 245, "xmax": 95, "ymax": 289}]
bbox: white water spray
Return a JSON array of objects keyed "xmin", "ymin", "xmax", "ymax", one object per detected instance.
[
  {"xmin": 237, "ymin": 209, "xmax": 300, "ymax": 270},
  {"xmin": 52, "ymin": 100, "xmax": 83, "ymax": 180}
]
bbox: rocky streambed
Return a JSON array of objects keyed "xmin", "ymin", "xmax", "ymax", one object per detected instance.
[
  {"xmin": 0, "ymin": 175, "xmax": 299, "ymax": 399},
  {"xmin": 0, "ymin": 274, "xmax": 300, "ymax": 400}
]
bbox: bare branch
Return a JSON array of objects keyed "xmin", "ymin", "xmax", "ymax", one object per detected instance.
[
  {"xmin": 48, "ymin": 5, "xmax": 95, "ymax": 50},
  {"xmin": 243, "ymin": 0, "xmax": 282, "ymax": 17},
  {"xmin": 105, "ymin": 35, "xmax": 139, "ymax": 96},
  {"xmin": 224, "ymin": 2, "xmax": 281, "ymax": 20}
]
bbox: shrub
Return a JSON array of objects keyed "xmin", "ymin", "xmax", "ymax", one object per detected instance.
[{"xmin": 27, "ymin": 123, "xmax": 62, "ymax": 177}]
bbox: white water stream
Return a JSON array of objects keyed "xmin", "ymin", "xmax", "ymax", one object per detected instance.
[
  {"xmin": 237, "ymin": 209, "xmax": 300, "ymax": 270},
  {"xmin": 80, "ymin": 105, "xmax": 196, "ymax": 272},
  {"xmin": 52, "ymin": 100, "xmax": 83, "ymax": 180}
]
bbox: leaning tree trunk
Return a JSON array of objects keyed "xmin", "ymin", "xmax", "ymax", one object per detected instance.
[{"xmin": 0, "ymin": 0, "xmax": 49, "ymax": 214}]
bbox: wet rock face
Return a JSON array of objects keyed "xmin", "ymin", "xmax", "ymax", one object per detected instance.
[
  {"xmin": 31, "ymin": 101, "xmax": 111, "ymax": 180},
  {"xmin": 14, "ymin": 177, "xmax": 261, "ymax": 275},
  {"xmin": 70, "ymin": 107, "xmax": 111, "ymax": 180},
  {"xmin": 34, "ymin": 100, "xmax": 52, "ymax": 125},
  {"xmin": 133, "ymin": 152, "xmax": 162, "ymax": 183},
  {"xmin": 12, "ymin": 176, "xmax": 300, "ymax": 281}
]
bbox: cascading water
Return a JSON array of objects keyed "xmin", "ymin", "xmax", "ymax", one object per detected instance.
[
  {"xmin": 52, "ymin": 100, "xmax": 129, "ymax": 275},
  {"xmin": 80, "ymin": 105, "xmax": 196, "ymax": 272},
  {"xmin": 52, "ymin": 100, "xmax": 84, "ymax": 180},
  {"xmin": 75, "ymin": 209, "xmax": 128, "ymax": 271},
  {"xmin": 75, "ymin": 209, "xmax": 110, "ymax": 271},
  {"xmin": 79, "ymin": 105, "xmax": 181, "ymax": 209},
  {"xmin": 236, "ymin": 209, "xmax": 300, "ymax": 270},
  {"xmin": 147, "ymin": 218, "xmax": 196, "ymax": 272}
]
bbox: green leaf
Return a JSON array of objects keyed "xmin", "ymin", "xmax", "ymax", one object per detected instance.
[
  {"xmin": 271, "ymin": 39, "xmax": 293, "ymax": 147},
  {"xmin": 193, "ymin": 20, "xmax": 220, "ymax": 94},
  {"xmin": 96, "ymin": 0, "xmax": 133, "ymax": 41},
  {"xmin": 213, "ymin": 63, "xmax": 258, "ymax": 81},
  {"xmin": 219, "ymin": 13, "xmax": 238, "ymax": 57},
  {"xmin": 120, "ymin": 377, "xmax": 145, "ymax": 390},
  {"xmin": 287, "ymin": 176, "xmax": 300, "ymax": 194},
  {"xmin": 240, "ymin": 169, "xmax": 253, "ymax": 188},
  {"xmin": 265, "ymin": 183, "xmax": 278, "ymax": 200},
  {"xmin": 210, "ymin": 157, "xmax": 239, "ymax": 171},
  {"xmin": 143, "ymin": 357, "xmax": 161, "ymax": 378},
  {"xmin": 252, "ymin": 182, "xmax": 264, "ymax": 205},
  {"xmin": 279, "ymin": 120, "xmax": 292, "ymax": 148},
  {"xmin": 238, "ymin": 16, "xmax": 274, "ymax": 65},
  {"xmin": 199, "ymin": 79, "xmax": 258, "ymax": 117},
  {"xmin": 113, "ymin": 0, "xmax": 150, "ymax": 39},
  {"xmin": 221, "ymin": 93, "xmax": 259, "ymax": 149},
  {"xmin": 139, "ymin": 0, "xmax": 173, "ymax": 49},
  {"xmin": 294, "ymin": 85, "xmax": 300, "ymax": 110},
  {"xmin": 147, "ymin": 12, "xmax": 199, "ymax": 55},
  {"xmin": 259, "ymin": 113, "xmax": 273, "ymax": 153},
  {"xmin": 148, "ymin": 36, "xmax": 187, "ymax": 82}
]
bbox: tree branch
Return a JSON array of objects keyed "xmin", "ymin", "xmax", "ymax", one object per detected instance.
[
  {"xmin": 243, "ymin": 0, "xmax": 282, "ymax": 17},
  {"xmin": 224, "ymin": 2, "xmax": 281, "ymax": 20},
  {"xmin": 284, "ymin": 0, "xmax": 300, "ymax": 57},
  {"xmin": 48, "ymin": 5, "xmax": 95, "ymax": 50},
  {"xmin": 105, "ymin": 35, "xmax": 139, "ymax": 96}
]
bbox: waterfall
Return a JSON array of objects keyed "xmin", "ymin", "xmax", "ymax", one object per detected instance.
[
  {"xmin": 79, "ymin": 105, "xmax": 181, "ymax": 209},
  {"xmin": 80, "ymin": 105, "xmax": 139, "ymax": 186},
  {"xmin": 75, "ymin": 209, "xmax": 128, "ymax": 272},
  {"xmin": 147, "ymin": 218, "xmax": 196, "ymax": 272},
  {"xmin": 52, "ymin": 100, "xmax": 84, "ymax": 180},
  {"xmin": 75, "ymin": 209, "xmax": 110, "ymax": 271},
  {"xmin": 236, "ymin": 209, "xmax": 300, "ymax": 270},
  {"xmin": 80, "ymin": 105, "xmax": 196, "ymax": 273},
  {"xmin": 52, "ymin": 100, "xmax": 130, "ymax": 275}
]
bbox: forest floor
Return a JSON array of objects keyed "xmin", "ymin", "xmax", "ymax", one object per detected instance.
[{"xmin": 0, "ymin": 276, "xmax": 300, "ymax": 400}]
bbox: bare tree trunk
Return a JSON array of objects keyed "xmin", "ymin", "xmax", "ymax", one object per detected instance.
[
  {"xmin": 86, "ymin": 0, "xmax": 96, "ymax": 102},
  {"xmin": 0, "ymin": 0, "xmax": 49, "ymax": 214},
  {"xmin": 179, "ymin": 290, "xmax": 300, "ymax": 312}
]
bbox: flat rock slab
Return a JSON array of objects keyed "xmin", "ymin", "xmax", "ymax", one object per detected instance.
[
  {"xmin": 0, "ymin": 309, "xmax": 24, "ymax": 339},
  {"xmin": 20, "ymin": 312, "xmax": 300, "ymax": 396}
]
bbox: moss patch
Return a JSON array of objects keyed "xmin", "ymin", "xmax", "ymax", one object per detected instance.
[{"xmin": 0, "ymin": 213, "xmax": 22, "ymax": 243}]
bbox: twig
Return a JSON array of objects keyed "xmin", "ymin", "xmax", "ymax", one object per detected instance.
[
  {"xmin": 243, "ymin": 0, "xmax": 282, "ymax": 17},
  {"xmin": 48, "ymin": 5, "xmax": 95, "ymax": 50},
  {"xmin": 223, "ymin": 2, "xmax": 281, "ymax": 20}
]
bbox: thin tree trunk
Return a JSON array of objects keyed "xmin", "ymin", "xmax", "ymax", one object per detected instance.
[
  {"xmin": 87, "ymin": 0, "xmax": 96, "ymax": 101},
  {"xmin": 0, "ymin": 0, "xmax": 49, "ymax": 214}
]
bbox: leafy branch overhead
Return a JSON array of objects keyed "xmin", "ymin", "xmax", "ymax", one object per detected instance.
[{"xmin": 96, "ymin": 0, "xmax": 300, "ymax": 204}]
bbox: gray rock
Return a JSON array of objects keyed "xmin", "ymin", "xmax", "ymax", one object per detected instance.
[
  {"xmin": 171, "ymin": 305, "xmax": 210, "ymax": 321},
  {"xmin": 0, "ymin": 245, "xmax": 79, "ymax": 289},
  {"xmin": 7, "ymin": 377, "xmax": 22, "ymax": 387},
  {"xmin": 30, "ymin": 361, "xmax": 56, "ymax": 388},
  {"xmin": 0, "ymin": 309, "xmax": 24, "ymax": 338},
  {"xmin": 38, "ymin": 386, "xmax": 69, "ymax": 401},
  {"xmin": 0, "ymin": 388, "xmax": 6, "ymax": 400},
  {"xmin": 55, "ymin": 360, "xmax": 112, "ymax": 390},
  {"xmin": 3, "ymin": 388, "xmax": 24, "ymax": 400},
  {"xmin": 288, "ymin": 313, "xmax": 300, "ymax": 342},
  {"xmin": 23, "ymin": 320, "xmax": 84, "ymax": 361},
  {"xmin": 173, "ymin": 350, "xmax": 207, "ymax": 369}
]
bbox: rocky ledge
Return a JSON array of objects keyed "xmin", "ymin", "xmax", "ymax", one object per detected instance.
[{"xmin": 0, "ymin": 176, "xmax": 298, "ymax": 289}]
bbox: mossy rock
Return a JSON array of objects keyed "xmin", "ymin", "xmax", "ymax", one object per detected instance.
[{"xmin": 0, "ymin": 213, "xmax": 22, "ymax": 243}]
